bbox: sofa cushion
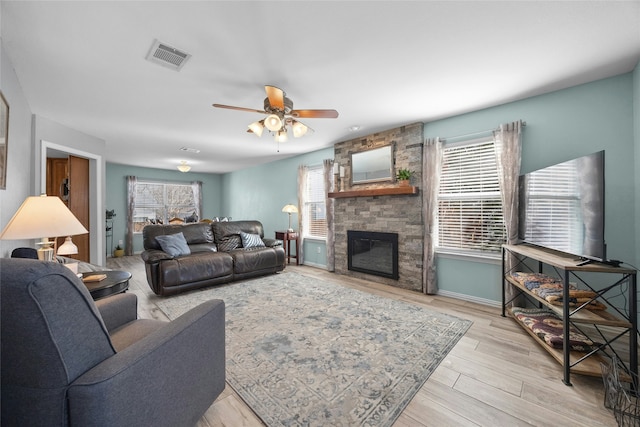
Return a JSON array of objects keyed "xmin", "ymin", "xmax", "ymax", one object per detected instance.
[
  {"xmin": 240, "ymin": 232, "xmax": 265, "ymax": 248},
  {"xmin": 143, "ymin": 223, "xmax": 213, "ymax": 250},
  {"xmin": 155, "ymin": 232, "xmax": 191, "ymax": 257}
]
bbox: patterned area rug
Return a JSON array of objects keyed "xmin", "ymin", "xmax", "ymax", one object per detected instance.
[{"xmin": 157, "ymin": 271, "xmax": 472, "ymax": 426}]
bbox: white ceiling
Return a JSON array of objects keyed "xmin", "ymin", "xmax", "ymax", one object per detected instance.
[{"xmin": 2, "ymin": 1, "xmax": 639, "ymax": 173}]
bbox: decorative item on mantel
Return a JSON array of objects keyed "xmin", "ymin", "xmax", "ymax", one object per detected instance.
[
  {"xmin": 333, "ymin": 162, "xmax": 346, "ymax": 192},
  {"xmin": 396, "ymin": 168, "xmax": 414, "ymax": 187}
]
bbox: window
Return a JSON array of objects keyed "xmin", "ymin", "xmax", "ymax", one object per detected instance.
[
  {"xmin": 132, "ymin": 181, "xmax": 198, "ymax": 233},
  {"xmin": 303, "ymin": 166, "xmax": 327, "ymax": 239},
  {"xmin": 437, "ymin": 138, "xmax": 505, "ymax": 254}
]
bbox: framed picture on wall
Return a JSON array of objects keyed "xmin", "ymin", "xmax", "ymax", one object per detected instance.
[{"xmin": 0, "ymin": 91, "xmax": 8, "ymax": 190}]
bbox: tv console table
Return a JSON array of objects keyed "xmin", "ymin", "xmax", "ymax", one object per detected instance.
[{"xmin": 501, "ymin": 243, "xmax": 637, "ymax": 386}]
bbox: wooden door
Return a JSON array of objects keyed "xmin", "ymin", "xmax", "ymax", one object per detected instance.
[
  {"xmin": 46, "ymin": 158, "xmax": 69, "ymax": 202},
  {"xmin": 68, "ymin": 155, "xmax": 90, "ymax": 262}
]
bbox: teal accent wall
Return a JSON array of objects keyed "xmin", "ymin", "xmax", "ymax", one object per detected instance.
[
  {"xmin": 425, "ymin": 73, "xmax": 637, "ymax": 302},
  {"xmin": 105, "ymin": 163, "xmax": 223, "ymax": 254},
  {"xmin": 222, "ymin": 147, "xmax": 334, "ymax": 257},
  {"xmin": 101, "ymin": 69, "xmax": 639, "ymax": 305}
]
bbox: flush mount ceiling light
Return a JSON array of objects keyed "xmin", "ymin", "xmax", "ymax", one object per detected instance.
[
  {"xmin": 213, "ymin": 85, "xmax": 338, "ymax": 146},
  {"xmin": 177, "ymin": 161, "xmax": 191, "ymax": 172}
]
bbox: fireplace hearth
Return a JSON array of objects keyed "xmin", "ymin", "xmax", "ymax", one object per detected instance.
[{"xmin": 347, "ymin": 230, "xmax": 399, "ymax": 280}]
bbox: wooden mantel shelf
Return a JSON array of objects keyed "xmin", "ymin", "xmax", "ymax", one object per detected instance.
[{"xmin": 328, "ymin": 186, "xmax": 419, "ymax": 198}]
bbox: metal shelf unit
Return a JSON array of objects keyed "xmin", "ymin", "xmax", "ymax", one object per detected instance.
[{"xmin": 501, "ymin": 243, "xmax": 637, "ymax": 386}]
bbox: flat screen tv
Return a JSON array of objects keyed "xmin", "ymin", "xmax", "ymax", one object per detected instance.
[{"xmin": 518, "ymin": 150, "xmax": 607, "ymax": 263}]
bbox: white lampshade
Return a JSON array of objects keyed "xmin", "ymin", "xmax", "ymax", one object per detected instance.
[
  {"xmin": 282, "ymin": 204, "xmax": 298, "ymax": 214},
  {"xmin": 57, "ymin": 236, "xmax": 79, "ymax": 255},
  {"xmin": 0, "ymin": 195, "xmax": 88, "ymax": 241},
  {"xmin": 248, "ymin": 120, "xmax": 264, "ymax": 137},
  {"xmin": 264, "ymin": 114, "xmax": 282, "ymax": 132},
  {"xmin": 291, "ymin": 120, "xmax": 308, "ymax": 138},
  {"xmin": 275, "ymin": 129, "xmax": 288, "ymax": 143}
]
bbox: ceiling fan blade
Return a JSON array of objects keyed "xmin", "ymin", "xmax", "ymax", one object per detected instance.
[
  {"xmin": 212, "ymin": 104, "xmax": 265, "ymax": 114},
  {"xmin": 265, "ymin": 85, "xmax": 285, "ymax": 110},
  {"xmin": 290, "ymin": 109, "xmax": 339, "ymax": 119}
]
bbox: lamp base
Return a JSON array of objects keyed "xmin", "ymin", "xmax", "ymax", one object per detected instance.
[
  {"xmin": 287, "ymin": 228, "xmax": 294, "ymax": 232},
  {"xmin": 37, "ymin": 238, "xmax": 55, "ymax": 261},
  {"xmin": 37, "ymin": 246, "xmax": 54, "ymax": 261}
]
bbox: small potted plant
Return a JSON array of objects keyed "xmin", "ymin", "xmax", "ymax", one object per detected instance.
[
  {"xmin": 113, "ymin": 244, "xmax": 125, "ymax": 258},
  {"xmin": 396, "ymin": 168, "xmax": 413, "ymax": 186}
]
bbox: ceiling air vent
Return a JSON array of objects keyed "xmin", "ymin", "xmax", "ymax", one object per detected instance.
[{"xmin": 146, "ymin": 39, "xmax": 191, "ymax": 71}]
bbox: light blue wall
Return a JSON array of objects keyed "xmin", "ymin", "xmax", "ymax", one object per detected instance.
[
  {"xmin": 103, "ymin": 70, "xmax": 639, "ymax": 304},
  {"xmin": 425, "ymin": 73, "xmax": 637, "ymax": 302},
  {"xmin": 222, "ymin": 147, "xmax": 333, "ymax": 264},
  {"xmin": 105, "ymin": 163, "xmax": 223, "ymax": 254}
]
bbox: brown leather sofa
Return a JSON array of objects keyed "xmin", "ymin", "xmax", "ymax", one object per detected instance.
[{"xmin": 141, "ymin": 220, "xmax": 285, "ymax": 296}]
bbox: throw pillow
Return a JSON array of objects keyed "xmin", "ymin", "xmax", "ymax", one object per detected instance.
[
  {"xmin": 155, "ymin": 232, "xmax": 191, "ymax": 257},
  {"xmin": 217, "ymin": 235, "xmax": 241, "ymax": 252},
  {"xmin": 240, "ymin": 231, "xmax": 266, "ymax": 248}
]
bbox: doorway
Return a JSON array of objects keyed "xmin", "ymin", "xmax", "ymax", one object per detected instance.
[
  {"xmin": 46, "ymin": 155, "xmax": 90, "ymax": 262},
  {"xmin": 40, "ymin": 140, "xmax": 104, "ymax": 265}
]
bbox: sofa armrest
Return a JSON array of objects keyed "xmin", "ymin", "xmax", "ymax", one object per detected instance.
[
  {"xmin": 141, "ymin": 248, "xmax": 174, "ymax": 263},
  {"xmin": 68, "ymin": 299, "xmax": 225, "ymax": 427},
  {"xmin": 95, "ymin": 293, "xmax": 138, "ymax": 332},
  {"xmin": 263, "ymin": 238, "xmax": 282, "ymax": 248}
]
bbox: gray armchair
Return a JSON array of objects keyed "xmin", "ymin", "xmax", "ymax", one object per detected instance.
[{"xmin": 1, "ymin": 258, "xmax": 225, "ymax": 426}]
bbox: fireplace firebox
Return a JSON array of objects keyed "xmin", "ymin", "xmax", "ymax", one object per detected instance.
[{"xmin": 347, "ymin": 230, "xmax": 399, "ymax": 280}]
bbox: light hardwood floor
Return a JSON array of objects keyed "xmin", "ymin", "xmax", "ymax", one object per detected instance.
[{"xmin": 107, "ymin": 256, "xmax": 620, "ymax": 427}]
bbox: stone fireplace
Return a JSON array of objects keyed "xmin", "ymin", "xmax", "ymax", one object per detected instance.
[{"xmin": 333, "ymin": 123, "xmax": 424, "ymax": 292}]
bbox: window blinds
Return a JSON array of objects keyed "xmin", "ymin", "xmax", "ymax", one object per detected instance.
[
  {"xmin": 438, "ymin": 139, "xmax": 506, "ymax": 253},
  {"xmin": 304, "ymin": 167, "xmax": 327, "ymax": 239}
]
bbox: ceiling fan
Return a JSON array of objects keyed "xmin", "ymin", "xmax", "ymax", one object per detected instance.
[{"xmin": 213, "ymin": 85, "xmax": 339, "ymax": 143}]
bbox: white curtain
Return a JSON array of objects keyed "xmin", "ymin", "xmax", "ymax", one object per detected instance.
[
  {"xmin": 125, "ymin": 175, "xmax": 137, "ymax": 256},
  {"xmin": 190, "ymin": 180, "xmax": 203, "ymax": 220},
  {"xmin": 297, "ymin": 165, "xmax": 308, "ymax": 264},
  {"xmin": 422, "ymin": 137, "xmax": 443, "ymax": 294},
  {"xmin": 493, "ymin": 121, "xmax": 523, "ymax": 305},
  {"xmin": 323, "ymin": 159, "xmax": 335, "ymax": 271}
]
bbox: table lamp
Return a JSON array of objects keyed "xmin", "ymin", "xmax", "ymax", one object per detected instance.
[
  {"xmin": 281, "ymin": 204, "xmax": 298, "ymax": 232},
  {"xmin": 0, "ymin": 195, "xmax": 89, "ymax": 261}
]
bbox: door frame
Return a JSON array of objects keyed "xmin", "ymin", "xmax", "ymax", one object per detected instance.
[{"xmin": 39, "ymin": 140, "xmax": 104, "ymax": 264}]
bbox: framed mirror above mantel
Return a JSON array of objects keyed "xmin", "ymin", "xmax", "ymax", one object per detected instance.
[{"xmin": 350, "ymin": 143, "xmax": 395, "ymax": 186}]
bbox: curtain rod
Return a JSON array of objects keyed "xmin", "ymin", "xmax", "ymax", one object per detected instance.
[{"xmin": 439, "ymin": 120, "xmax": 526, "ymax": 143}]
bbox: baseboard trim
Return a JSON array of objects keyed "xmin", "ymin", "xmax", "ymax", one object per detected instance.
[
  {"xmin": 301, "ymin": 261, "xmax": 326, "ymax": 269},
  {"xmin": 436, "ymin": 289, "xmax": 501, "ymax": 308}
]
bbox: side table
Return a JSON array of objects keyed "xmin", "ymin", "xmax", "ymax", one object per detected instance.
[
  {"xmin": 275, "ymin": 231, "xmax": 299, "ymax": 265},
  {"xmin": 82, "ymin": 270, "xmax": 131, "ymax": 300}
]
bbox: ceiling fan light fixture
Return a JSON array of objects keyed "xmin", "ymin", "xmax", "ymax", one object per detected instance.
[
  {"xmin": 248, "ymin": 120, "xmax": 264, "ymax": 137},
  {"xmin": 275, "ymin": 130, "xmax": 288, "ymax": 143},
  {"xmin": 264, "ymin": 114, "xmax": 282, "ymax": 132},
  {"xmin": 177, "ymin": 161, "xmax": 191, "ymax": 173},
  {"xmin": 291, "ymin": 120, "xmax": 308, "ymax": 138}
]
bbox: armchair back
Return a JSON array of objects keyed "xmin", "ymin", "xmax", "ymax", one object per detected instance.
[{"xmin": 1, "ymin": 259, "xmax": 116, "ymax": 425}]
